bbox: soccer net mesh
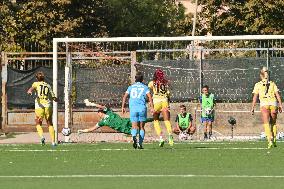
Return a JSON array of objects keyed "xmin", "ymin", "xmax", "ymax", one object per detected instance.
[{"xmin": 51, "ymin": 36, "xmax": 284, "ymax": 141}]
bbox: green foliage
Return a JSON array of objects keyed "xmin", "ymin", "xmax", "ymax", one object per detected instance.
[
  {"xmin": 0, "ymin": 0, "xmax": 82, "ymax": 51},
  {"xmin": 2, "ymin": 0, "xmax": 283, "ymax": 52},
  {"xmin": 0, "ymin": 0, "xmax": 192, "ymax": 52},
  {"xmin": 198, "ymin": 0, "xmax": 284, "ymax": 35},
  {"xmin": 105, "ymin": 0, "xmax": 192, "ymax": 37}
]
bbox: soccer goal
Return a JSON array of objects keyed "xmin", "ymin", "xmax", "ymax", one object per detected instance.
[{"xmin": 53, "ymin": 35, "xmax": 284, "ymax": 143}]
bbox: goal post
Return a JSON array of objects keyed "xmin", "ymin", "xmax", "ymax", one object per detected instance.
[
  {"xmin": 52, "ymin": 41, "xmax": 58, "ymax": 143},
  {"xmin": 52, "ymin": 35, "xmax": 284, "ymax": 143}
]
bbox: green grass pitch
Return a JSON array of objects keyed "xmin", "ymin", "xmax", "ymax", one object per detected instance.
[{"xmin": 1, "ymin": 141, "xmax": 284, "ymax": 189}]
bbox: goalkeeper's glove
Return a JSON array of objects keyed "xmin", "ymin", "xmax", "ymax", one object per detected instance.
[{"xmin": 77, "ymin": 129, "xmax": 84, "ymax": 134}]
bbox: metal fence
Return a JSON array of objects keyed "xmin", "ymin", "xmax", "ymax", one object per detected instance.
[{"xmin": 3, "ymin": 47, "xmax": 284, "ymax": 108}]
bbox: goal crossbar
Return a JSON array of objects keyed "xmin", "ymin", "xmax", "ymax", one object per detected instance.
[
  {"xmin": 53, "ymin": 35, "xmax": 284, "ymax": 43},
  {"xmin": 52, "ymin": 35, "xmax": 284, "ymax": 143}
]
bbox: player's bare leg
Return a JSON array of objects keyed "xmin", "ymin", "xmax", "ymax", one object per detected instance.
[
  {"xmin": 162, "ymin": 108, "xmax": 173, "ymax": 146},
  {"xmin": 131, "ymin": 122, "xmax": 139, "ymax": 149},
  {"xmin": 46, "ymin": 115, "xmax": 56, "ymax": 147},
  {"xmin": 208, "ymin": 121, "xmax": 213, "ymax": 139},
  {"xmin": 270, "ymin": 109, "xmax": 278, "ymax": 147},
  {"xmin": 153, "ymin": 112, "xmax": 164, "ymax": 147},
  {"xmin": 204, "ymin": 122, "xmax": 208, "ymax": 140},
  {"xmin": 35, "ymin": 117, "xmax": 45, "ymax": 145},
  {"xmin": 138, "ymin": 122, "xmax": 145, "ymax": 149},
  {"xmin": 188, "ymin": 126, "xmax": 196, "ymax": 140},
  {"xmin": 261, "ymin": 107, "xmax": 273, "ymax": 149}
]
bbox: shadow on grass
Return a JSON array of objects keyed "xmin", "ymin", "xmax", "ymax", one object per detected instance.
[{"xmin": 0, "ymin": 132, "xmax": 19, "ymax": 140}]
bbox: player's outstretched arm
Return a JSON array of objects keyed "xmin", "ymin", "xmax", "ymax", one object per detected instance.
[
  {"xmin": 251, "ymin": 93, "xmax": 258, "ymax": 115},
  {"xmin": 146, "ymin": 93, "xmax": 154, "ymax": 114},
  {"xmin": 176, "ymin": 122, "xmax": 181, "ymax": 133},
  {"xmin": 48, "ymin": 85, "xmax": 57, "ymax": 102},
  {"xmin": 275, "ymin": 91, "xmax": 283, "ymax": 113},
  {"xmin": 27, "ymin": 87, "xmax": 34, "ymax": 95},
  {"xmin": 78, "ymin": 124, "xmax": 100, "ymax": 134},
  {"xmin": 121, "ymin": 92, "xmax": 129, "ymax": 114},
  {"xmin": 84, "ymin": 99, "xmax": 105, "ymax": 109}
]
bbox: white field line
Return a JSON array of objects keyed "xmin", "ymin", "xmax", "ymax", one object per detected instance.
[
  {"xmin": 0, "ymin": 147, "xmax": 268, "ymax": 152},
  {"xmin": 1, "ymin": 141, "xmax": 283, "ymax": 147},
  {"xmin": 0, "ymin": 174, "xmax": 284, "ymax": 178},
  {"xmin": 0, "ymin": 142, "xmax": 274, "ymax": 147}
]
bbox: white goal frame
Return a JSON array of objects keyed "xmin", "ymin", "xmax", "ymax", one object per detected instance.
[{"xmin": 53, "ymin": 35, "xmax": 284, "ymax": 143}]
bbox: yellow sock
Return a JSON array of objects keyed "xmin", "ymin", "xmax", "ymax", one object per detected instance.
[
  {"xmin": 272, "ymin": 124, "xmax": 277, "ymax": 143},
  {"xmin": 264, "ymin": 123, "xmax": 272, "ymax": 142},
  {"xmin": 36, "ymin": 125, "xmax": 43, "ymax": 139},
  {"xmin": 48, "ymin": 126, "xmax": 55, "ymax": 143},
  {"xmin": 164, "ymin": 120, "xmax": 172, "ymax": 135},
  {"xmin": 154, "ymin": 120, "xmax": 162, "ymax": 136}
]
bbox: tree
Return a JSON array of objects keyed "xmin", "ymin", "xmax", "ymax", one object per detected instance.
[
  {"xmin": 104, "ymin": 0, "xmax": 192, "ymax": 37},
  {"xmin": 0, "ymin": 1, "xmax": 19, "ymax": 51},
  {"xmin": 69, "ymin": 0, "xmax": 108, "ymax": 38},
  {"xmin": 198, "ymin": 0, "xmax": 284, "ymax": 36},
  {"xmin": 0, "ymin": 0, "xmax": 82, "ymax": 51},
  {"xmin": 0, "ymin": 0, "xmax": 193, "ymax": 52}
]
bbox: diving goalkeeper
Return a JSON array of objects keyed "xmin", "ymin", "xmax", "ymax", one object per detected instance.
[{"xmin": 78, "ymin": 99, "xmax": 153, "ymax": 135}]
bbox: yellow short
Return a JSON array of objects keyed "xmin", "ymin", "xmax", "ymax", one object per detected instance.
[
  {"xmin": 261, "ymin": 105, "xmax": 278, "ymax": 112},
  {"xmin": 154, "ymin": 101, "xmax": 169, "ymax": 112},
  {"xmin": 35, "ymin": 107, "xmax": 52, "ymax": 120}
]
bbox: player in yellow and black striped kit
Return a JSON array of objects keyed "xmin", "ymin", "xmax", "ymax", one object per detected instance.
[
  {"xmin": 27, "ymin": 71, "xmax": 57, "ymax": 146},
  {"xmin": 148, "ymin": 69, "xmax": 173, "ymax": 147}
]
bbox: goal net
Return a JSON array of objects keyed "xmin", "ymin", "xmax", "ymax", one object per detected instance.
[{"xmin": 53, "ymin": 36, "xmax": 284, "ymax": 142}]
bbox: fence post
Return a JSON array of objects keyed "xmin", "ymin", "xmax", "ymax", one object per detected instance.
[
  {"xmin": 1, "ymin": 52, "xmax": 7, "ymax": 130},
  {"xmin": 199, "ymin": 48, "xmax": 203, "ymax": 95},
  {"xmin": 197, "ymin": 48, "xmax": 203, "ymax": 140},
  {"xmin": 266, "ymin": 48, "xmax": 270, "ymax": 75},
  {"xmin": 131, "ymin": 51, "xmax": 137, "ymax": 84}
]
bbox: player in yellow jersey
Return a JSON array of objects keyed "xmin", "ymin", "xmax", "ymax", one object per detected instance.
[
  {"xmin": 251, "ymin": 67, "xmax": 283, "ymax": 149},
  {"xmin": 27, "ymin": 71, "xmax": 57, "ymax": 146},
  {"xmin": 148, "ymin": 69, "xmax": 173, "ymax": 147}
]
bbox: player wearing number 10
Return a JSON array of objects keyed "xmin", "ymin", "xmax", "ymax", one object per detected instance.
[
  {"xmin": 27, "ymin": 71, "xmax": 57, "ymax": 146},
  {"xmin": 122, "ymin": 72, "xmax": 154, "ymax": 149}
]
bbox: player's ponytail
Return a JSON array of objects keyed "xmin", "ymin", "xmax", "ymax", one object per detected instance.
[{"xmin": 153, "ymin": 69, "xmax": 168, "ymax": 85}]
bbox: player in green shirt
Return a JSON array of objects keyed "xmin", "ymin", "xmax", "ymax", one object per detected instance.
[
  {"xmin": 78, "ymin": 99, "xmax": 153, "ymax": 135},
  {"xmin": 199, "ymin": 85, "xmax": 216, "ymax": 140},
  {"xmin": 173, "ymin": 104, "xmax": 196, "ymax": 138}
]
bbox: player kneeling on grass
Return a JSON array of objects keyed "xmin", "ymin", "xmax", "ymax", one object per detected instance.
[
  {"xmin": 27, "ymin": 71, "xmax": 57, "ymax": 146},
  {"xmin": 122, "ymin": 72, "xmax": 154, "ymax": 149},
  {"xmin": 78, "ymin": 100, "xmax": 154, "ymax": 137},
  {"xmin": 251, "ymin": 67, "xmax": 283, "ymax": 149},
  {"xmin": 173, "ymin": 105, "xmax": 195, "ymax": 140}
]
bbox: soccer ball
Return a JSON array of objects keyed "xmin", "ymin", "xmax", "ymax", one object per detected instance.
[
  {"xmin": 260, "ymin": 132, "xmax": 266, "ymax": 140},
  {"xmin": 61, "ymin": 127, "xmax": 71, "ymax": 136},
  {"xmin": 205, "ymin": 108, "xmax": 212, "ymax": 116},
  {"xmin": 179, "ymin": 131, "xmax": 189, "ymax": 141},
  {"xmin": 277, "ymin": 132, "xmax": 284, "ymax": 140}
]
